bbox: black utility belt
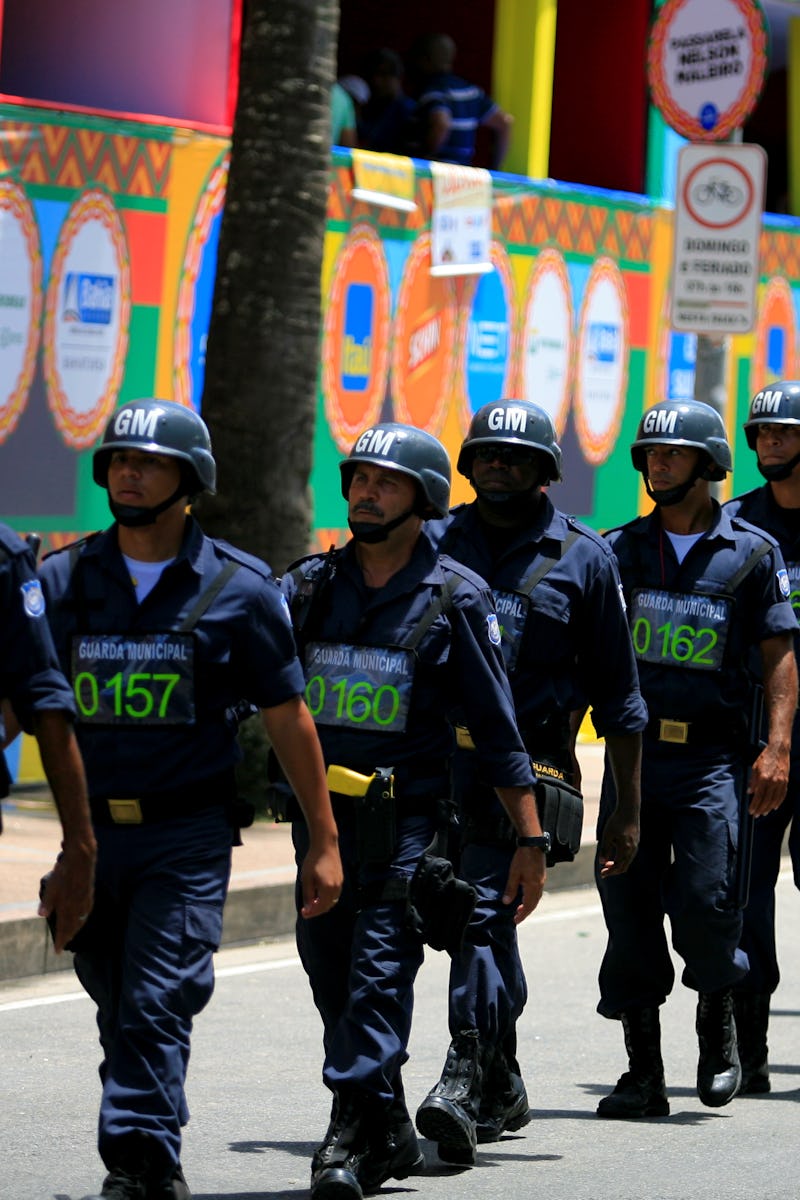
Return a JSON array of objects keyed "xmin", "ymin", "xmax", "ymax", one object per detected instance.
[
  {"xmin": 90, "ymin": 770, "xmax": 236, "ymax": 826},
  {"xmin": 646, "ymin": 716, "xmax": 740, "ymax": 747}
]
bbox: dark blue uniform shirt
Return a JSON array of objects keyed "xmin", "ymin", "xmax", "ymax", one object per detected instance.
[
  {"xmin": 412, "ymin": 72, "xmax": 497, "ymax": 166},
  {"xmin": 281, "ymin": 529, "xmax": 533, "ymax": 799},
  {"xmin": 428, "ymin": 498, "xmax": 648, "ymax": 739},
  {"xmin": 726, "ymin": 486, "xmax": 800, "ymax": 627},
  {"xmin": 606, "ymin": 502, "xmax": 796, "ymax": 731},
  {"xmin": 39, "ymin": 517, "xmax": 305, "ymax": 799}
]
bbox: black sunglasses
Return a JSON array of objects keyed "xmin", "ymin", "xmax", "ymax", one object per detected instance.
[{"xmin": 472, "ymin": 444, "xmax": 535, "ymax": 466}]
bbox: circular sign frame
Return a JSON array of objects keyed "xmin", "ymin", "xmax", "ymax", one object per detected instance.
[
  {"xmin": 321, "ymin": 222, "xmax": 391, "ymax": 453},
  {"xmin": 573, "ymin": 256, "xmax": 630, "ymax": 466},
  {"xmin": 44, "ymin": 188, "xmax": 131, "ymax": 450},
  {"xmin": 647, "ymin": 0, "xmax": 768, "ymax": 142},
  {"xmin": 520, "ymin": 246, "xmax": 574, "ymax": 439},
  {"xmin": 0, "ymin": 180, "xmax": 43, "ymax": 443}
]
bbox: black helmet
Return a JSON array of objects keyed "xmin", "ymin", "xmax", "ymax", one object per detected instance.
[
  {"xmin": 744, "ymin": 380, "xmax": 800, "ymax": 449},
  {"xmin": 457, "ymin": 399, "xmax": 562, "ymax": 483},
  {"xmin": 631, "ymin": 400, "xmax": 731, "ymax": 482},
  {"xmin": 93, "ymin": 399, "xmax": 216, "ymax": 495},
  {"xmin": 340, "ymin": 422, "xmax": 451, "ymax": 518}
]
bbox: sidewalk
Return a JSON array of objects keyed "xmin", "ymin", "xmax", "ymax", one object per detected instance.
[{"xmin": 0, "ymin": 743, "xmax": 605, "ymax": 983}]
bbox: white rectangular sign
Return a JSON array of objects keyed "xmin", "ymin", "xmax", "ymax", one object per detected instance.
[{"xmin": 671, "ymin": 142, "xmax": 766, "ymax": 334}]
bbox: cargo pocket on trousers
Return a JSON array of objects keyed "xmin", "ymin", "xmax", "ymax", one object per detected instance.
[{"xmin": 181, "ymin": 902, "xmax": 225, "ymax": 1015}]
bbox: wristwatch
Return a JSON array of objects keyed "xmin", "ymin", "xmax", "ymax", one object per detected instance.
[{"xmin": 517, "ymin": 833, "xmax": 551, "ymax": 852}]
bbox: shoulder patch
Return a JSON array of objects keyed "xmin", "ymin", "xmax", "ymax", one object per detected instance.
[
  {"xmin": 21, "ymin": 579, "xmax": 46, "ymax": 618},
  {"xmin": 486, "ymin": 612, "xmax": 501, "ymax": 646},
  {"xmin": 777, "ymin": 568, "xmax": 791, "ymax": 599}
]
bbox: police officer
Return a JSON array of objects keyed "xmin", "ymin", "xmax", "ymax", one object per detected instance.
[
  {"xmin": 280, "ymin": 422, "xmax": 545, "ymax": 1200},
  {"xmin": 0, "ymin": 523, "xmax": 95, "ymax": 949},
  {"xmin": 725, "ymin": 380, "xmax": 800, "ymax": 1093},
  {"xmin": 596, "ymin": 398, "xmax": 797, "ymax": 1119},
  {"xmin": 418, "ymin": 398, "xmax": 647, "ymax": 1161},
  {"xmin": 38, "ymin": 400, "xmax": 342, "ymax": 1200}
]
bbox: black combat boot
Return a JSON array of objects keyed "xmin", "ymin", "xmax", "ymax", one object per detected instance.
[
  {"xmin": 311, "ymin": 1092, "xmax": 367, "ymax": 1200},
  {"xmin": 356, "ymin": 1097, "xmax": 425, "ymax": 1193},
  {"xmin": 147, "ymin": 1163, "xmax": 191, "ymax": 1200},
  {"xmin": 596, "ymin": 1007, "xmax": 670, "ymax": 1119},
  {"xmin": 81, "ymin": 1167, "xmax": 148, "ymax": 1200},
  {"xmin": 415, "ymin": 1029, "xmax": 488, "ymax": 1165},
  {"xmin": 475, "ymin": 1045, "xmax": 531, "ymax": 1143},
  {"xmin": 696, "ymin": 987, "xmax": 741, "ymax": 1107},
  {"xmin": 733, "ymin": 991, "xmax": 771, "ymax": 1096}
]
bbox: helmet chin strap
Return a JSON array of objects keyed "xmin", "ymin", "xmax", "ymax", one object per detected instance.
[
  {"xmin": 109, "ymin": 484, "xmax": 187, "ymax": 528},
  {"xmin": 348, "ymin": 508, "xmax": 415, "ymax": 543},
  {"xmin": 758, "ymin": 450, "xmax": 800, "ymax": 482}
]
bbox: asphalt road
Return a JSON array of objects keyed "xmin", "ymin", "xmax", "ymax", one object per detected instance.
[{"xmin": 2, "ymin": 872, "xmax": 799, "ymax": 1200}]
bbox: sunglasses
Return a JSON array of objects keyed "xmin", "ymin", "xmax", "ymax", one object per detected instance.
[{"xmin": 472, "ymin": 444, "xmax": 536, "ymax": 466}]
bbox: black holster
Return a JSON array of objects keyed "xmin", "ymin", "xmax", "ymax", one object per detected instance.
[
  {"xmin": 531, "ymin": 759, "xmax": 584, "ymax": 866},
  {"xmin": 355, "ymin": 767, "xmax": 396, "ymax": 864}
]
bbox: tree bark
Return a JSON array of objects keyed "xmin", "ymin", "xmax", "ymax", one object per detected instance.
[{"xmin": 196, "ymin": 0, "xmax": 339, "ymax": 575}]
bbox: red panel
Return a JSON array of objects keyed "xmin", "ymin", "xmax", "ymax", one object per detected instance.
[
  {"xmin": 550, "ymin": 0, "xmax": 650, "ymax": 195},
  {"xmin": 122, "ymin": 210, "xmax": 167, "ymax": 307},
  {"xmin": 625, "ymin": 270, "xmax": 651, "ymax": 349}
]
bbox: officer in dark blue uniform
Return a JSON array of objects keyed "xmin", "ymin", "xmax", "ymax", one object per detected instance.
[
  {"xmin": 418, "ymin": 398, "xmax": 647, "ymax": 1162},
  {"xmin": 596, "ymin": 399, "xmax": 797, "ymax": 1120},
  {"xmin": 0, "ymin": 522, "xmax": 95, "ymax": 949},
  {"xmin": 281, "ymin": 422, "xmax": 545, "ymax": 1200},
  {"xmin": 725, "ymin": 380, "xmax": 800, "ymax": 1094},
  {"xmin": 38, "ymin": 400, "xmax": 343, "ymax": 1200}
]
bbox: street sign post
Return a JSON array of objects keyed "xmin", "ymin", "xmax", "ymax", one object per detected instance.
[{"xmin": 671, "ymin": 142, "xmax": 766, "ymax": 334}]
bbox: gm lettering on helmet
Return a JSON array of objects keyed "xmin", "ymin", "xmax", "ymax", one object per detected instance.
[
  {"xmin": 354, "ymin": 427, "xmax": 399, "ymax": 457},
  {"xmin": 750, "ymin": 390, "xmax": 783, "ymax": 417},
  {"xmin": 113, "ymin": 407, "xmax": 161, "ymax": 440},
  {"xmin": 642, "ymin": 409, "xmax": 678, "ymax": 436},
  {"xmin": 487, "ymin": 406, "xmax": 528, "ymax": 434}
]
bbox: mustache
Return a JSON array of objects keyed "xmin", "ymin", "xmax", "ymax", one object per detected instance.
[{"xmin": 352, "ymin": 501, "xmax": 384, "ymax": 517}]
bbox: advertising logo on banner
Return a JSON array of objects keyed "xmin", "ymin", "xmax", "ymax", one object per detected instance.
[
  {"xmin": 753, "ymin": 275, "xmax": 797, "ymax": 386},
  {"xmin": 0, "ymin": 181, "xmax": 43, "ymax": 444},
  {"xmin": 351, "ymin": 150, "xmax": 417, "ymax": 212},
  {"xmin": 321, "ymin": 223, "xmax": 391, "ymax": 451},
  {"xmin": 521, "ymin": 247, "xmax": 574, "ymax": 437},
  {"xmin": 44, "ymin": 189, "xmax": 131, "ymax": 449},
  {"xmin": 429, "ymin": 162, "xmax": 493, "ymax": 277},
  {"xmin": 174, "ymin": 155, "xmax": 228, "ymax": 411},
  {"xmin": 647, "ymin": 0, "xmax": 768, "ymax": 141},
  {"xmin": 460, "ymin": 241, "xmax": 515, "ymax": 425},
  {"xmin": 391, "ymin": 233, "xmax": 457, "ymax": 432},
  {"xmin": 574, "ymin": 257, "xmax": 629, "ymax": 465}
]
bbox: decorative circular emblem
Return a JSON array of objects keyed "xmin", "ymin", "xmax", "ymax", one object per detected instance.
[
  {"xmin": 0, "ymin": 181, "xmax": 43, "ymax": 443},
  {"xmin": 321, "ymin": 223, "xmax": 391, "ymax": 453},
  {"xmin": 174, "ymin": 155, "xmax": 229, "ymax": 412},
  {"xmin": 647, "ymin": 0, "xmax": 768, "ymax": 142},
  {"xmin": 44, "ymin": 189, "xmax": 131, "ymax": 449},
  {"xmin": 391, "ymin": 233, "xmax": 456, "ymax": 434},
  {"xmin": 753, "ymin": 275, "xmax": 797, "ymax": 387},
  {"xmin": 459, "ymin": 241, "xmax": 516, "ymax": 430},
  {"xmin": 574, "ymin": 257, "xmax": 629, "ymax": 466},
  {"xmin": 521, "ymin": 247, "xmax": 574, "ymax": 438}
]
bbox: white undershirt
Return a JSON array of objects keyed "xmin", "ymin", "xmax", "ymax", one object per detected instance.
[
  {"xmin": 122, "ymin": 554, "xmax": 175, "ymax": 602},
  {"xmin": 664, "ymin": 530, "xmax": 704, "ymax": 564}
]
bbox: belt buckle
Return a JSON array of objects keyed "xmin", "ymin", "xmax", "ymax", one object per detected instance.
[
  {"xmin": 107, "ymin": 799, "xmax": 143, "ymax": 824},
  {"xmin": 659, "ymin": 719, "xmax": 689, "ymax": 745},
  {"xmin": 455, "ymin": 726, "xmax": 475, "ymax": 750}
]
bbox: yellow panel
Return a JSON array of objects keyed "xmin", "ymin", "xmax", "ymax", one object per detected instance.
[{"xmin": 493, "ymin": 0, "xmax": 557, "ymax": 179}]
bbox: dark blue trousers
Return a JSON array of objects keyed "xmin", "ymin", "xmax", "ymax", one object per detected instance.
[
  {"xmin": 73, "ymin": 808, "xmax": 232, "ymax": 1170},
  {"xmin": 293, "ymin": 812, "xmax": 433, "ymax": 1108},
  {"xmin": 597, "ymin": 743, "xmax": 748, "ymax": 1018},
  {"xmin": 447, "ymin": 840, "xmax": 525, "ymax": 1043}
]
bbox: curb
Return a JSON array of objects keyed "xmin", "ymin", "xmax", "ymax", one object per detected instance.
[{"xmin": 0, "ymin": 846, "xmax": 598, "ymax": 985}]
